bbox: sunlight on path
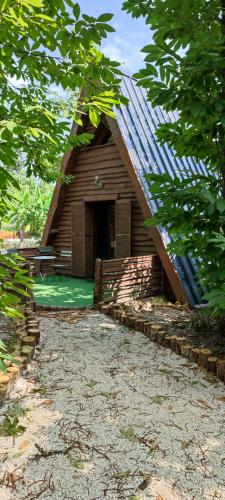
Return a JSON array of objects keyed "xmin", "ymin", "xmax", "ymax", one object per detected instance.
[{"xmin": 1, "ymin": 311, "xmax": 225, "ymax": 499}]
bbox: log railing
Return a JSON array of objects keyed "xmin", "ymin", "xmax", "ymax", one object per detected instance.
[{"xmin": 94, "ymin": 255, "xmax": 162, "ymax": 304}]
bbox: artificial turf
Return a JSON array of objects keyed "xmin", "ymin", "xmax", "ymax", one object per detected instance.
[{"xmin": 33, "ymin": 275, "xmax": 94, "ymax": 308}]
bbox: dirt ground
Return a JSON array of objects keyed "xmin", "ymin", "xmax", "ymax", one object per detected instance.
[{"xmin": 1, "ymin": 310, "xmax": 225, "ymax": 499}]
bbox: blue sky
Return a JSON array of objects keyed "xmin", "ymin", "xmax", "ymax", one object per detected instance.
[{"xmin": 79, "ymin": 0, "xmax": 153, "ymax": 73}]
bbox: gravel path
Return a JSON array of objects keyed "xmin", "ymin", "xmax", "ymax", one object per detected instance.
[{"xmin": 1, "ymin": 311, "xmax": 225, "ymax": 499}]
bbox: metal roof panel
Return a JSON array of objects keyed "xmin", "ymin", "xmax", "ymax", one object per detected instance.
[{"xmin": 115, "ymin": 75, "xmax": 204, "ymax": 304}]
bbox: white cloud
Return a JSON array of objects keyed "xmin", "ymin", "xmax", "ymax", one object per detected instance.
[
  {"xmin": 103, "ymin": 44, "xmax": 126, "ymax": 64},
  {"xmin": 103, "ymin": 34, "xmax": 145, "ymax": 73}
]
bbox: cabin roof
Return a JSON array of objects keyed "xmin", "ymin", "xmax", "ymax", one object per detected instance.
[{"xmin": 115, "ymin": 75, "xmax": 206, "ymax": 305}]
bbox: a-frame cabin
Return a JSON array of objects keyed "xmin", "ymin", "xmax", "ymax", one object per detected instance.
[{"xmin": 42, "ymin": 76, "xmax": 205, "ymax": 306}]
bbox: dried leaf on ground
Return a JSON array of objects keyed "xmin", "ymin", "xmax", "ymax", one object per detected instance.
[{"xmin": 19, "ymin": 440, "xmax": 29, "ymax": 450}]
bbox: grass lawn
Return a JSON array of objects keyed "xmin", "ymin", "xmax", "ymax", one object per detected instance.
[{"xmin": 33, "ymin": 275, "xmax": 94, "ymax": 308}]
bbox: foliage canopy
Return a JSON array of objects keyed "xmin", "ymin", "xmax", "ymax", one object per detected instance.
[
  {"xmin": 1, "ymin": 0, "xmax": 124, "ymax": 181},
  {"xmin": 9, "ymin": 176, "xmax": 53, "ymax": 241},
  {"xmin": 123, "ymin": 0, "xmax": 225, "ymax": 314}
]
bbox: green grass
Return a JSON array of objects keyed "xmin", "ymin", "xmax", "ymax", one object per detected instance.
[{"xmin": 33, "ymin": 275, "xmax": 94, "ymax": 308}]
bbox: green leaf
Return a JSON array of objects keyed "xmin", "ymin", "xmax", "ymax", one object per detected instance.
[
  {"xmin": 0, "ymin": 359, "xmax": 7, "ymax": 373},
  {"xmin": 0, "ymin": 0, "xmax": 9, "ymax": 12},
  {"xmin": 34, "ymin": 13, "xmax": 55, "ymax": 22},
  {"xmin": 74, "ymin": 116, "xmax": 83, "ymax": 126},
  {"xmin": 97, "ymin": 13, "xmax": 114, "ymax": 22},
  {"xmin": 73, "ymin": 2, "xmax": 80, "ymax": 19},
  {"xmin": 65, "ymin": 0, "xmax": 74, "ymax": 7},
  {"xmin": 22, "ymin": 0, "xmax": 44, "ymax": 6},
  {"xmin": 216, "ymin": 199, "xmax": 225, "ymax": 214},
  {"xmin": 89, "ymin": 109, "xmax": 100, "ymax": 128}
]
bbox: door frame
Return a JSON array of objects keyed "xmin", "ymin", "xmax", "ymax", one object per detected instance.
[
  {"xmin": 71, "ymin": 195, "xmax": 123, "ymax": 278},
  {"xmin": 83, "ymin": 194, "xmax": 118, "ymax": 202},
  {"xmin": 84, "ymin": 198, "xmax": 117, "ymax": 277}
]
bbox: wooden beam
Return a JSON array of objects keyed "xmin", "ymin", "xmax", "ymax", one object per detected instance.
[
  {"xmin": 84, "ymin": 194, "xmax": 118, "ymax": 202},
  {"xmin": 106, "ymin": 116, "xmax": 188, "ymax": 304}
]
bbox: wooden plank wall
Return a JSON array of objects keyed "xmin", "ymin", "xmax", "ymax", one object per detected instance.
[
  {"xmin": 94, "ymin": 255, "xmax": 162, "ymax": 303},
  {"xmin": 52, "ymin": 142, "xmax": 156, "ymax": 271}
]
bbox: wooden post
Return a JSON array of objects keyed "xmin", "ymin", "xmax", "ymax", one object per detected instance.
[
  {"xmin": 144, "ymin": 322, "xmax": 153, "ymax": 337},
  {"xmin": 125, "ymin": 314, "xmax": 136, "ymax": 328},
  {"xmin": 22, "ymin": 336, "xmax": 36, "ymax": 348},
  {"xmin": 94, "ymin": 259, "xmax": 103, "ymax": 304},
  {"xmin": 180, "ymin": 344, "xmax": 192, "ymax": 358},
  {"xmin": 207, "ymin": 356, "xmax": 218, "ymax": 374},
  {"xmin": 157, "ymin": 330, "xmax": 167, "ymax": 345},
  {"xmin": 174, "ymin": 336, "xmax": 186, "ymax": 355},
  {"xmin": 198, "ymin": 348, "xmax": 213, "ymax": 368},
  {"xmin": 21, "ymin": 346, "xmax": 34, "ymax": 363},
  {"xmin": 150, "ymin": 324, "xmax": 163, "ymax": 342},
  {"xmin": 135, "ymin": 318, "xmax": 147, "ymax": 333},
  {"xmin": 190, "ymin": 347, "xmax": 200, "ymax": 364},
  {"xmin": 217, "ymin": 359, "xmax": 225, "ymax": 382}
]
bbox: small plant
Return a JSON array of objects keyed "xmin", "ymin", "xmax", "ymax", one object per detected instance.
[
  {"xmin": 71, "ymin": 459, "xmax": 89, "ymax": 470},
  {"xmin": 32, "ymin": 385, "xmax": 47, "ymax": 396},
  {"xmin": 100, "ymin": 391, "xmax": 112, "ymax": 399},
  {"xmin": 120, "ymin": 427, "xmax": 137, "ymax": 443},
  {"xmin": 113, "ymin": 470, "xmax": 131, "ymax": 479},
  {"xmin": 190, "ymin": 312, "xmax": 211, "ymax": 332},
  {"xmin": 86, "ymin": 379, "xmax": 99, "ymax": 388},
  {"xmin": 8, "ymin": 403, "xmax": 28, "ymax": 419},
  {"xmin": 0, "ymin": 339, "xmax": 20, "ymax": 374},
  {"xmin": 158, "ymin": 368, "xmax": 173, "ymax": 375},
  {"xmin": 150, "ymin": 296, "xmax": 168, "ymax": 306},
  {"xmin": 0, "ymin": 416, "xmax": 26, "ymax": 437},
  {"xmin": 100, "ymin": 391, "xmax": 120, "ymax": 399},
  {"xmin": 0, "ymin": 404, "xmax": 27, "ymax": 437},
  {"xmin": 151, "ymin": 395, "xmax": 170, "ymax": 405}
]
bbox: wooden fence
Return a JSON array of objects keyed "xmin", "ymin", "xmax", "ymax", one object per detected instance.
[{"xmin": 94, "ymin": 254, "xmax": 162, "ymax": 304}]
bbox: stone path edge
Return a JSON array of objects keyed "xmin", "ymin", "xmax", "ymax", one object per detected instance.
[
  {"xmin": 0, "ymin": 299, "xmax": 40, "ymax": 405},
  {"xmin": 98, "ymin": 301, "xmax": 225, "ymax": 384}
]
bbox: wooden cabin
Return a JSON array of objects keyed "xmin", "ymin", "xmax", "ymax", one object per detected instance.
[
  {"xmin": 46, "ymin": 136, "xmax": 157, "ymax": 276},
  {"xmin": 42, "ymin": 76, "xmax": 204, "ymax": 306}
]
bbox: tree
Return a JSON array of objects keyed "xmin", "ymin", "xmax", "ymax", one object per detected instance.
[
  {"xmin": 9, "ymin": 176, "xmax": 53, "ymax": 241},
  {"xmin": 0, "ymin": 0, "xmax": 124, "ymax": 329},
  {"xmin": 123, "ymin": 0, "xmax": 225, "ymax": 315},
  {"xmin": 0, "ymin": 167, "xmax": 32, "ymax": 319},
  {"xmin": 1, "ymin": 0, "xmax": 124, "ymax": 181}
]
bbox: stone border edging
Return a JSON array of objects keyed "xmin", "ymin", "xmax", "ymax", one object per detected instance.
[
  {"xmin": 0, "ymin": 299, "xmax": 40, "ymax": 404},
  {"xmin": 97, "ymin": 302, "xmax": 225, "ymax": 383},
  {"xmin": 36, "ymin": 304, "xmax": 91, "ymax": 312}
]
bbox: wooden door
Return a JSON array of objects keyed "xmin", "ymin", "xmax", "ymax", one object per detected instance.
[
  {"xmin": 71, "ymin": 201, "xmax": 85, "ymax": 277},
  {"xmin": 115, "ymin": 199, "xmax": 131, "ymax": 258},
  {"xmin": 85, "ymin": 203, "xmax": 94, "ymax": 277}
]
